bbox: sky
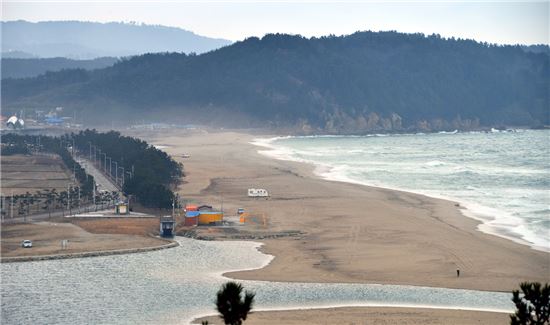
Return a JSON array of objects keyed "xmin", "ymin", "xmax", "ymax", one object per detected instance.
[{"xmin": 2, "ymin": 1, "xmax": 549, "ymax": 45}]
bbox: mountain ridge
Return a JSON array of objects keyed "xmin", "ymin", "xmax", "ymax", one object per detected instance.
[
  {"xmin": 2, "ymin": 31, "xmax": 548, "ymax": 133},
  {"xmin": 1, "ymin": 20, "xmax": 232, "ymax": 59}
]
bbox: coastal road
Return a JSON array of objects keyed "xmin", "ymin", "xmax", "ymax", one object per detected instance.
[{"xmin": 75, "ymin": 157, "xmax": 120, "ymax": 193}]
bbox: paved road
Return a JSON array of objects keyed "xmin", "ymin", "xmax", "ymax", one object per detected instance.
[{"xmin": 75, "ymin": 157, "xmax": 120, "ymax": 193}]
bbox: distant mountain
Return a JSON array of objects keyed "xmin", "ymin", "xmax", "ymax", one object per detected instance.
[
  {"xmin": 2, "ymin": 57, "xmax": 119, "ymax": 78},
  {"xmin": 1, "ymin": 20, "xmax": 232, "ymax": 59},
  {"xmin": 2, "ymin": 31, "xmax": 548, "ymax": 132},
  {"xmin": 1, "ymin": 50, "xmax": 37, "ymax": 59}
]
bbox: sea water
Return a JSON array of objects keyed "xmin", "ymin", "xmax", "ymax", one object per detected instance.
[
  {"xmin": 253, "ymin": 130, "xmax": 550, "ymax": 252},
  {"xmin": 1, "ymin": 238, "xmax": 512, "ymax": 325}
]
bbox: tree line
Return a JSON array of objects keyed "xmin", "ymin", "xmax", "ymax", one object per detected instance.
[
  {"xmin": 71, "ymin": 129, "xmax": 183, "ymax": 209},
  {"xmin": 2, "ymin": 130, "xmax": 181, "ymax": 214}
]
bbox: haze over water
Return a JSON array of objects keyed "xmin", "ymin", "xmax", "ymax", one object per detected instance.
[{"xmin": 256, "ymin": 130, "xmax": 550, "ymax": 252}]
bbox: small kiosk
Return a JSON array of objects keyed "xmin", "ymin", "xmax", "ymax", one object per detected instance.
[
  {"xmin": 160, "ymin": 216, "xmax": 176, "ymax": 237},
  {"xmin": 115, "ymin": 201, "xmax": 129, "ymax": 215}
]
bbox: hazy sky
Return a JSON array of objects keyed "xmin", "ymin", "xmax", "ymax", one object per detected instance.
[{"xmin": 2, "ymin": 1, "xmax": 549, "ymax": 45}]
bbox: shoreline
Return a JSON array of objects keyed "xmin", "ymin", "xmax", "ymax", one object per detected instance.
[
  {"xmin": 192, "ymin": 306, "xmax": 510, "ymax": 325},
  {"xmin": 143, "ymin": 129, "xmax": 549, "ymax": 293},
  {"xmin": 251, "ymin": 133, "xmax": 548, "ymax": 253}
]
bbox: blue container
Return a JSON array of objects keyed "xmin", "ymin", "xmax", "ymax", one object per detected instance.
[{"xmin": 186, "ymin": 211, "xmax": 200, "ymax": 218}]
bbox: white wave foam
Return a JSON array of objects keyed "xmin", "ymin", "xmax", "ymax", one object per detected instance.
[{"xmin": 425, "ymin": 160, "xmax": 447, "ymax": 167}]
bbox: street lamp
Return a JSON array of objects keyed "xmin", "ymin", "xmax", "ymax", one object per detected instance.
[
  {"xmin": 114, "ymin": 161, "xmax": 118, "ymax": 185},
  {"xmin": 101, "ymin": 153, "xmax": 107, "ymax": 173},
  {"xmin": 119, "ymin": 167, "xmax": 125, "ymax": 187},
  {"xmin": 107, "ymin": 157, "xmax": 112, "ymax": 178}
]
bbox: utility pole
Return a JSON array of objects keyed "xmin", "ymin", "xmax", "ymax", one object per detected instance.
[
  {"xmin": 89, "ymin": 142, "xmax": 92, "ymax": 160},
  {"xmin": 97, "ymin": 149, "xmax": 101, "ymax": 166},
  {"xmin": 10, "ymin": 191, "xmax": 13, "ymax": 219},
  {"xmin": 114, "ymin": 161, "xmax": 118, "ymax": 185},
  {"xmin": 93, "ymin": 180, "xmax": 96, "ymax": 211},
  {"xmin": 78, "ymin": 186, "xmax": 81, "ymax": 213},
  {"xmin": 102, "ymin": 153, "xmax": 107, "ymax": 173},
  {"xmin": 107, "ymin": 157, "xmax": 112, "ymax": 178},
  {"xmin": 67, "ymin": 184, "xmax": 71, "ymax": 216}
]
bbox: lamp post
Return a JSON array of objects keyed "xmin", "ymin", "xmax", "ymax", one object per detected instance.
[
  {"xmin": 101, "ymin": 153, "xmax": 107, "ymax": 173},
  {"xmin": 119, "ymin": 167, "xmax": 125, "ymax": 187},
  {"xmin": 114, "ymin": 161, "xmax": 118, "ymax": 185},
  {"xmin": 107, "ymin": 157, "xmax": 112, "ymax": 178},
  {"xmin": 78, "ymin": 186, "xmax": 81, "ymax": 213},
  {"xmin": 67, "ymin": 184, "xmax": 71, "ymax": 215}
]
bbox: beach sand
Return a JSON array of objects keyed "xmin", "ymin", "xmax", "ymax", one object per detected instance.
[
  {"xmin": 134, "ymin": 129, "xmax": 548, "ymax": 323},
  {"xmin": 194, "ymin": 307, "xmax": 510, "ymax": 325}
]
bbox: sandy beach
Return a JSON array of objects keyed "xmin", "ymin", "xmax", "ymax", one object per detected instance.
[
  {"xmin": 194, "ymin": 307, "xmax": 510, "ymax": 325},
  {"xmin": 131, "ymin": 128, "xmax": 548, "ymax": 324},
  {"xmin": 142, "ymin": 130, "xmax": 549, "ymax": 290}
]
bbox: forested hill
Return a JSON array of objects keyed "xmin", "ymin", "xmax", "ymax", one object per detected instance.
[
  {"xmin": 2, "ymin": 31, "xmax": 549, "ymax": 133},
  {"xmin": 1, "ymin": 57, "xmax": 119, "ymax": 78}
]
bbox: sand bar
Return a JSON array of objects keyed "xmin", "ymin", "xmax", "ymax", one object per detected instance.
[{"xmin": 194, "ymin": 306, "xmax": 509, "ymax": 325}]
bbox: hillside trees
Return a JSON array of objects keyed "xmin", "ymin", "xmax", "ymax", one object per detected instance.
[{"xmin": 2, "ymin": 31, "xmax": 549, "ymax": 132}]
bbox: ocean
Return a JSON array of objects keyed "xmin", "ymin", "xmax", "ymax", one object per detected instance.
[{"xmin": 253, "ymin": 129, "xmax": 550, "ymax": 252}]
